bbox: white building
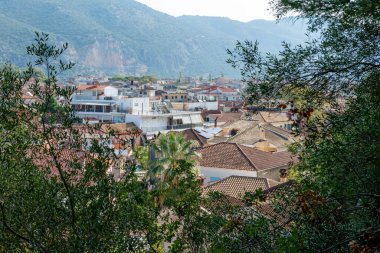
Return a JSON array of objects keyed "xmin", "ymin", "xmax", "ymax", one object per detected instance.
[
  {"xmin": 71, "ymin": 84, "xmax": 204, "ymax": 134},
  {"xmin": 189, "ymin": 86, "xmax": 240, "ymax": 102},
  {"xmin": 171, "ymin": 101, "xmax": 218, "ymax": 111},
  {"xmin": 125, "ymin": 111, "xmax": 203, "ymax": 135}
]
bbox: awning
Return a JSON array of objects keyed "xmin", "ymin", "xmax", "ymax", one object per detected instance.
[
  {"xmin": 71, "ymin": 101, "xmax": 115, "ymax": 106},
  {"xmin": 182, "ymin": 116, "xmax": 191, "ymax": 124},
  {"xmin": 190, "ymin": 114, "xmax": 203, "ymax": 124},
  {"xmin": 173, "ymin": 115, "xmax": 192, "ymax": 124}
]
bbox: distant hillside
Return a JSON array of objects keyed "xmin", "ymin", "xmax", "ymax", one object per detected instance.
[{"xmin": 0, "ymin": 0, "xmax": 307, "ymax": 78}]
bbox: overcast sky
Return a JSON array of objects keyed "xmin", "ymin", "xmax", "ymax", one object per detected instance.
[{"xmin": 135, "ymin": 0, "xmax": 275, "ymax": 22}]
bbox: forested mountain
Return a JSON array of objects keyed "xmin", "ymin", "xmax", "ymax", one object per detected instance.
[{"xmin": 0, "ymin": 0, "xmax": 307, "ymax": 77}]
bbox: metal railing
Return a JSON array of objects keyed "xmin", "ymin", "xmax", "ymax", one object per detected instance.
[{"xmin": 142, "ymin": 123, "xmax": 203, "ymax": 133}]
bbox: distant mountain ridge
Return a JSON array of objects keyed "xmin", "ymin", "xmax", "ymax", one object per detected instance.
[{"xmin": 0, "ymin": 0, "xmax": 307, "ymax": 78}]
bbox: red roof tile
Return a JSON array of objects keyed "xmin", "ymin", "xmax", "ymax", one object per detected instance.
[
  {"xmin": 197, "ymin": 142, "xmax": 297, "ymax": 171},
  {"xmin": 77, "ymin": 84, "xmax": 106, "ymax": 91},
  {"xmin": 181, "ymin": 128, "xmax": 208, "ymax": 147},
  {"xmin": 204, "ymin": 175, "xmax": 271, "ymax": 200}
]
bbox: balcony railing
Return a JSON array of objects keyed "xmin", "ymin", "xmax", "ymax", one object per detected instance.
[{"xmin": 142, "ymin": 123, "xmax": 203, "ymax": 133}]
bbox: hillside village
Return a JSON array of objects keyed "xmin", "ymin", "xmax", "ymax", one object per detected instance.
[
  {"xmin": 1, "ymin": 0, "xmax": 378, "ymax": 250},
  {"xmin": 24, "ymin": 74, "xmax": 299, "ymax": 203}
]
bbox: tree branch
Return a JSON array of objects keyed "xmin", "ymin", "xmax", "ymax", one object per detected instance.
[
  {"xmin": 0, "ymin": 202, "xmax": 47, "ymax": 252},
  {"xmin": 320, "ymin": 228, "xmax": 380, "ymax": 253}
]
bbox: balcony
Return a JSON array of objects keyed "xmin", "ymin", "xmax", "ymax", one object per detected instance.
[{"xmin": 141, "ymin": 123, "xmax": 203, "ymax": 133}]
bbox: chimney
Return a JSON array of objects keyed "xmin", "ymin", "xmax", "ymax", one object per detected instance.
[
  {"xmin": 279, "ymin": 168, "xmax": 288, "ymax": 183},
  {"xmin": 259, "ymin": 124, "xmax": 266, "ymax": 140},
  {"xmin": 197, "ymin": 175, "xmax": 205, "ymax": 186}
]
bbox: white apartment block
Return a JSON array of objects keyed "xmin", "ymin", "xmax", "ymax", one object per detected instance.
[{"xmin": 71, "ymin": 85, "xmax": 204, "ymax": 135}]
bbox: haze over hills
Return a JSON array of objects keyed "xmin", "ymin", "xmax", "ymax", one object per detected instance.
[{"xmin": 0, "ymin": 0, "xmax": 308, "ymax": 78}]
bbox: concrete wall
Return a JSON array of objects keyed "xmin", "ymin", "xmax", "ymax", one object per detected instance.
[
  {"xmin": 124, "ymin": 115, "xmax": 142, "ymax": 129},
  {"xmin": 194, "ymin": 94, "xmax": 216, "ymax": 101},
  {"xmin": 188, "ymin": 101, "xmax": 218, "ymax": 111},
  {"xmin": 257, "ymin": 165, "xmax": 288, "ymax": 181},
  {"xmin": 104, "ymin": 86, "xmax": 118, "ymax": 97},
  {"xmin": 163, "ymin": 93, "xmax": 188, "ymax": 101},
  {"xmin": 125, "ymin": 115, "xmax": 169, "ymax": 133},
  {"xmin": 123, "ymin": 97, "xmax": 150, "ymax": 114},
  {"xmin": 171, "ymin": 101, "xmax": 218, "ymax": 111},
  {"xmin": 140, "ymin": 116, "xmax": 168, "ymax": 132}
]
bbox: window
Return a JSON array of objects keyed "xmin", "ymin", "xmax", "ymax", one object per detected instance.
[
  {"xmin": 134, "ymin": 103, "xmax": 139, "ymax": 107},
  {"xmin": 113, "ymin": 116, "xmax": 124, "ymax": 123}
]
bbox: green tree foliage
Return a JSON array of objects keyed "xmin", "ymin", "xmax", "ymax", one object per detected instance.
[
  {"xmin": 0, "ymin": 33, "xmax": 235, "ymax": 252},
  {"xmin": 147, "ymin": 132, "xmax": 196, "ymax": 205},
  {"xmin": 226, "ymin": 0, "xmax": 380, "ymax": 252},
  {"xmin": 227, "ymin": 0, "xmax": 379, "ymax": 102},
  {"xmin": 110, "ymin": 75, "xmax": 158, "ymax": 85},
  {"xmin": 0, "ymin": 32, "xmax": 169, "ymax": 252},
  {"xmin": 287, "ymin": 73, "xmax": 380, "ymax": 252}
]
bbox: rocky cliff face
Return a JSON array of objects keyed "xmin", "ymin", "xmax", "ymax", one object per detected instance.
[
  {"xmin": 82, "ymin": 39, "xmax": 125, "ymax": 71},
  {"xmin": 0, "ymin": 0, "xmax": 307, "ymax": 77}
]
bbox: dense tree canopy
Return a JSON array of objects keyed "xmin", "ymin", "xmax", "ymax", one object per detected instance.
[
  {"xmin": 228, "ymin": 0, "xmax": 379, "ymax": 102},
  {"xmin": 1, "ymin": 0, "xmax": 379, "ymax": 252},
  {"xmin": 0, "ymin": 33, "xmax": 206, "ymax": 252},
  {"xmin": 227, "ymin": 0, "xmax": 380, "ymax": 252}
]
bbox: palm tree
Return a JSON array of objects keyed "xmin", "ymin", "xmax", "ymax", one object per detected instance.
[
  {"xmin": 147, "ymin": 132, "xmax": 198, "ymax": 206},
  {"xmin": 150, "ymin": 132, "xmax": 195, "ymax": 181}
]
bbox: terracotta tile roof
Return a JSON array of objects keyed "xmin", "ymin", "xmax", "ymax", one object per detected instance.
[
  {"xmin": 181, "ymin": 128, "xmax": 208, "ymax": 147},
  {"xmin": 201, "ymin": 110, "xmax": 222, "ymax": 119},
  {"xmin": 207, "ymin": 136, "xmax": 229, "ymax": 145},
  {"xmin": 204, "ymin": 176, "xmax": 271, "ymax": 200},
  {"xmin": 213, "ymin": 112, "xmax": 243, "ymax": 125},
  {"xmin": 255, "ymin": 180, "xmax": 296, "ymax": 225},
  {"xmin": 100, "ymin": 123, "xmax": 142, "ymax": 135},
  {"xmin": 204, "ymin": 177, "xmax": 290, "ymax": 210},
  {"xmin": 212, "ymin": 87, "xmax": 235, "ymax": 92},
  {"xmin": 261, "ymin": 131, "xmax": 291, "ymax": 152},
  {"xmin": 73, "ymin": 123, "xmax": 142, "ymax": 140},
  {"xmin": 259, "ymin": 111, "xmax": 290, "ymax": 123},
  {"xmin": 221, "ymin": 119, "xmax": 254, "ymax": 130},
  {"xmin": 226, "ymin": 123, "xmax": 296, "ymax": 151},
  {"xmin": 227, "ymin": 123, "xmax": 262, "ymax": 144},
  {"xmin": 30, "ymin": 148, "xmax": 91, "ymax": 179},
  {"xmin": 263, "ymin": 124, "xmax": 293, "ymax": 137},
  {"xmin": 76, "ymin": 84, "xmax": 106, "ymax": 91},
  {"xmin": 197, "ymin": 142, "xmax": 297, "ymax": 171}
]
